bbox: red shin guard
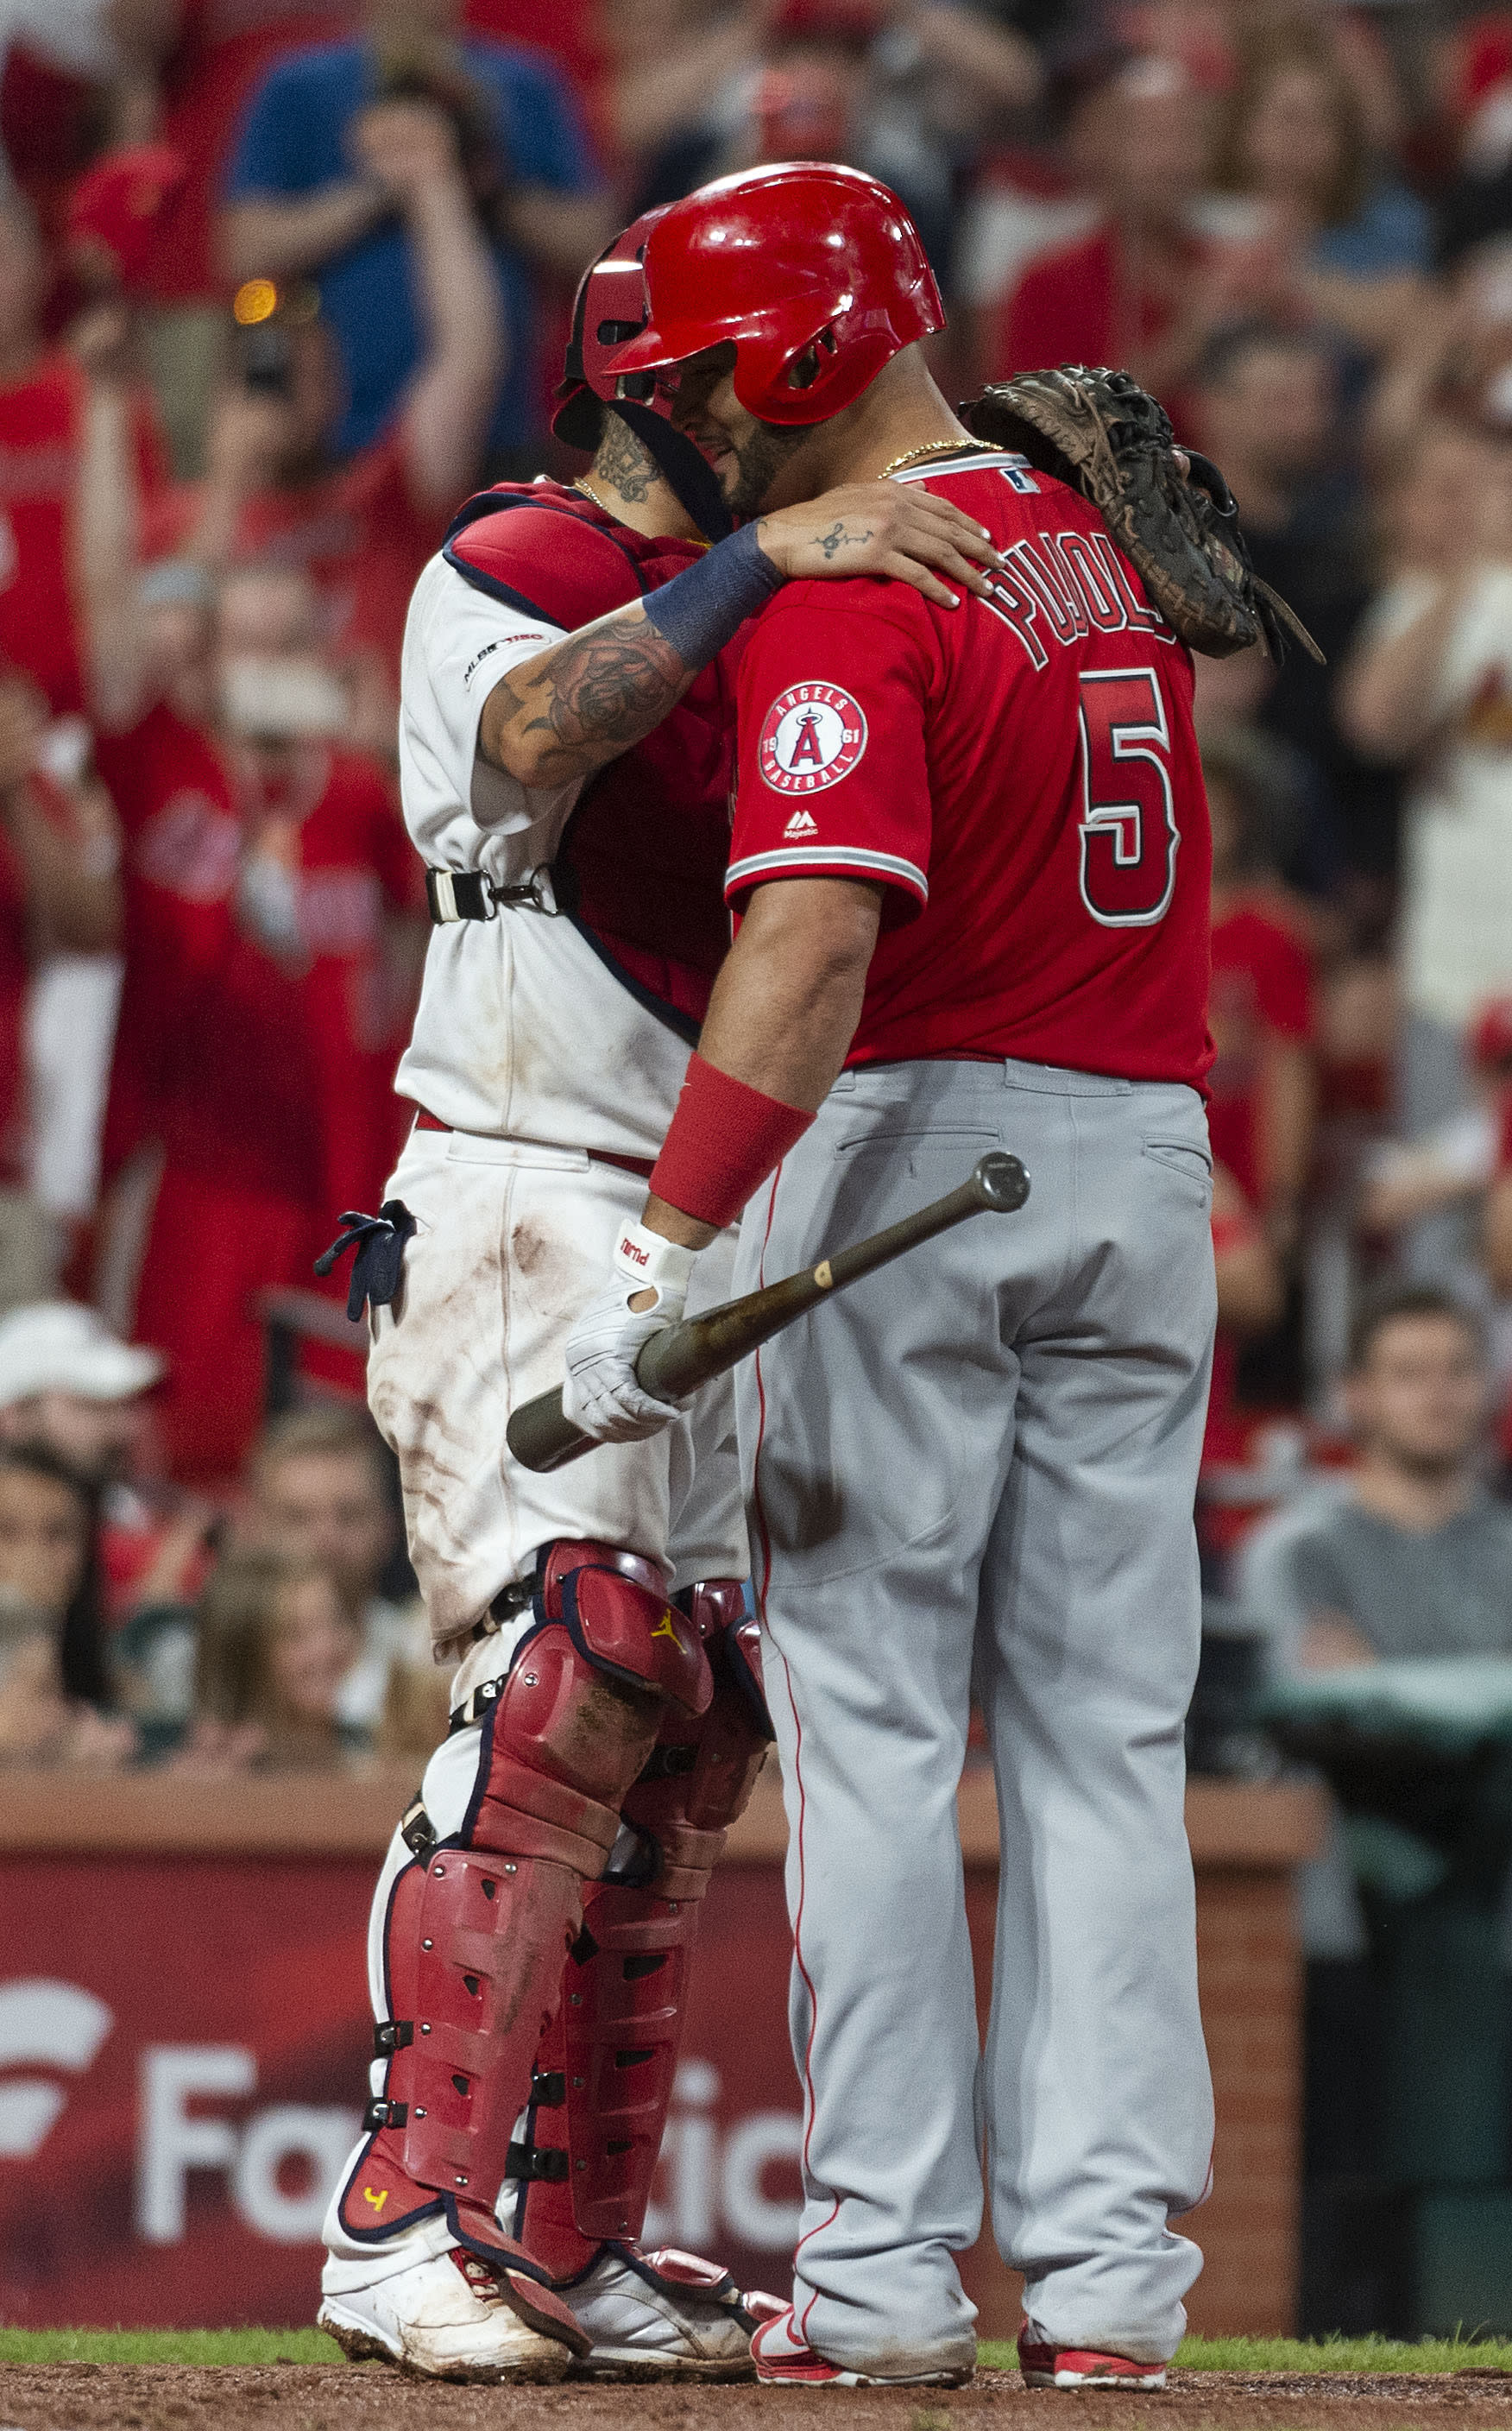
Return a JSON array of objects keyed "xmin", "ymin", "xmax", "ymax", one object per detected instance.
[
  {"xmin": 513, "ymin": 1585, "xmax": 775, "ymax": 2280},
  {"xmin": 336, "ymin": 1544, "xmax": 713, "ymax": 2330}
]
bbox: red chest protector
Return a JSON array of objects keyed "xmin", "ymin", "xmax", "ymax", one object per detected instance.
[{"xmin": 444, "ymin": 483, "xmax": 743, "ymax": 1036}]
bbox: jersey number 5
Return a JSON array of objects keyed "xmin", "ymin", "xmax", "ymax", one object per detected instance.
[{"xmin": 1076, "ymin": 667, "xmax": 1179, "ymax": 927}]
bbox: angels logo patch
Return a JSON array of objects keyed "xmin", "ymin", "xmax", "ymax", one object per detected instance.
[{"xmin": 759, "ymin": 684, "xmax": 867, "ymax": 794}]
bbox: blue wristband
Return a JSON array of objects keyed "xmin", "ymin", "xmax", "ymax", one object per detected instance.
[{"xmin": 641, "ymin": 522, "xmax": 784, "ymax": 670}]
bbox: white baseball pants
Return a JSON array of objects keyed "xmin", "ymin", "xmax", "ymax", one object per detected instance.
[{"xmin": 366, "ymin": 1121, "xmax": 747, "ymax": 1672}]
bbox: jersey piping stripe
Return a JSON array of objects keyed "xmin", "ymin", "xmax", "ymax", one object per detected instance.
[
  {"xmin": 564, "ymin": 914, "xmax": 702, "ymax": 1048},
  {"xmin": 887, "ymin": 450, "xmax": 1022, "ymax": 483},
  {"xmin": 440, "ymin": 546, "xmax": 559, "ymax": 628},
  {"xmin": 748, "ymin": 1164, "xmax": 841, "ymax": 2317},
  {"xmin": 725, "ymin": 846, "xmax": 928, "ymax": 899}
]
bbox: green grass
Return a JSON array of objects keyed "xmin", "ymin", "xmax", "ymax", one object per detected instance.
[
  {"xmin": 2, "ymin": 2327, "xmax": 1512, "ymax": 2374},
  {"xmin": 0, "ymin": 2327, "xmax": 344, "ymax": 2366},
  {"xmin": 979, "ymin": 2333, "xmax": 1512, "ymax": 2374}
]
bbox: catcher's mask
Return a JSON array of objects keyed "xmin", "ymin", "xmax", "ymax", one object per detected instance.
[{"xmin": 553, "ymin": 212, "xmax": 732, "ymax": 542}]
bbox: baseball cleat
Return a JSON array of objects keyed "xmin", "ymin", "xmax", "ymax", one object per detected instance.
[
  {"xmin": 1018, "ymin": 2328, "xmax": 1169, "ymax": 2389},
  {"xmin": 753, "ymin": 2302, "xmax": 974, "ymax": 2387},
  {"xmin": 317, "ymin": 2247, "xmax": 582, "ymax": 2382},
  {"xmin": 560, "ymin": 2242, "xmax": 782, "ymax": 2380}
]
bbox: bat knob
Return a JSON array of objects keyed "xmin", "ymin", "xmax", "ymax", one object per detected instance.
[{"xmin": 973, "ymin": 1152, "xmax": 1030, "ymax": 1213}]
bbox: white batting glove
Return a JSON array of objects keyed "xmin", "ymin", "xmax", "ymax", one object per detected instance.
[{"xmin": 561, "ymin": 1222, "xmax": 698, "ymax": 1443}]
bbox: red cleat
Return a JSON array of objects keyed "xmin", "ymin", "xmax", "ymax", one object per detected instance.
[
  {"xmin": 753, "ymin": 2305, "xmax": 973, "ymax": 2387},
  {"xmin": 1018, "ymin": 2328, "xmax": 1169, "ymax": 2389}
]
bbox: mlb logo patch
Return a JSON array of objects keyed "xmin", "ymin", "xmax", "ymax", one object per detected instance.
[{"xmin": 759, "ymin": 683, "xmax": 868, "ymax": 794}]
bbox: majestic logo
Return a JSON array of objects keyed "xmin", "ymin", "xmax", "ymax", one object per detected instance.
[
  {"xmin": 758, "ymin": 685, "xmax": 867, "ymax": 796},
  {"xmin": 783, "ymin": 810, "xmax": 818, "ymax": 838},
  {"xmin": 0, "ymin": 1980, "xmax": 112, "ymax": 2158}
]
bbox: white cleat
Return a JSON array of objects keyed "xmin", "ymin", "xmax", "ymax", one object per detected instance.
[
  {"xmin": 318, "ymin": 2247, "xmax": 578, "ymax": 2383},
  {"xmin": 561, "ymin": 2243, "xmax": 783, "ymax": 2381}
]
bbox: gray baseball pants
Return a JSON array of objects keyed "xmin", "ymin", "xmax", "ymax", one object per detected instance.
[{"xmin": 731, "ymin": 1056, "xmax": 1217, "ymax": 2377}]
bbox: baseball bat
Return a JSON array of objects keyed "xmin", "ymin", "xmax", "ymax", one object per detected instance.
[{"xmin": 506, "ymin": 1150, "xmax": 1030, "ymax": 1475}]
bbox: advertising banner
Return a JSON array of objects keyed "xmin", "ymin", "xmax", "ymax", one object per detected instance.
[{"xmin": 0, "ymin": 1853, "xmax": 812, "ymax": 2327}]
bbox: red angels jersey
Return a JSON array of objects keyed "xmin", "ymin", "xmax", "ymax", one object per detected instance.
[{"xmin": 727, "ymin": 447, "xmax": 1213, "ymax": 1089}]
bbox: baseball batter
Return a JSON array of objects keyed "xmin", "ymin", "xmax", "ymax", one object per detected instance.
[
  {"xmin": 314, "ymin": 214, "xmax": 1000, "ymax": 2385},
  {"xmin": 558, "ymin": 164, "xmax": 1222, "ymax": 2390}
]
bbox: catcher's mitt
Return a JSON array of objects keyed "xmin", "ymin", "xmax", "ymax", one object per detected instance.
[{"xmin": 958, "ymin": 365, "xmax": 1323, "ymax": 665}]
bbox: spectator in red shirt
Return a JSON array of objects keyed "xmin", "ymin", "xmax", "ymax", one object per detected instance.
[
  {"xmin": 1204, "ymin": 723, "xmax": 1318, "ymax": 1250},
  {"xmin": 146, "ymin": 96, "xmax": 503, "ymax": 756},
  {"xmin": 990, "ymin": 57, "xmax": 1215, "ymax": 424},
  {"xmin": 0, "ymin": 196, "xmax": 167, "ymax": 721},
  {"xmin": 93, "ymin": 560, "xmax": 422, "ymax": 1481}
]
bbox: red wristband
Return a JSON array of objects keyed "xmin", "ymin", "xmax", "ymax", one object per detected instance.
[{"xmin": 650, "ymin": 1053, "xmax": 815, "ymax": 1229}]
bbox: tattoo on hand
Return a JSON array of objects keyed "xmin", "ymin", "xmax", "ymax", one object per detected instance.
[
  {"xmin": 819, "ymin": 520, "xmax": 873, "ymax": 559},
  {"xmin": 485, "ymin": 612, "xmax": 688, "ymax": 783}
]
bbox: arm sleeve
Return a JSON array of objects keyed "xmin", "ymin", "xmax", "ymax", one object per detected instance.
[
  {"xmin": 445, "ymin": 503, "xmax": 642, "ymax": 631},
  {"xmin": 727, "ymin": 590, "xmax": 935, "ymax": 921},
  {"xmin": 400, "ymin": 557, "xmax": 567, "ymax": 820}
]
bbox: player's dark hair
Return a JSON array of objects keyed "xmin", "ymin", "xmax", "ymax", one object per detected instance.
[
  {"xmin": 0, "ymin": 1441, "xmax": 110, "ymax": 1705},
  {"xmin": 1346, "ymin": 1283, "xmax": 1486, "ymax": 1374}
]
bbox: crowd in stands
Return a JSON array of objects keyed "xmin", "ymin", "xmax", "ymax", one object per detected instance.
[{"xmin": 0, "ymin": 0, "xmax": 1508, "ymax": 1815}]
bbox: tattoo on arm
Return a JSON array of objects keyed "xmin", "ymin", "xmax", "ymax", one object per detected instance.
[
  {"xmin": 482, "ymin": 610, "xmax": 690, "ymax": 784},
  {"xmin": 819, "ymin": 519, "xmax": 874, "ymax": 559}
]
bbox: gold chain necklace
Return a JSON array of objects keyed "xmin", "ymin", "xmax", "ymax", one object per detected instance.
[
  {"xmin": 573, "ymin": 477, "xmax": 607, "ymax": 510},
  {"xmin": 879, "ymin": 438, "xmax": 998, "ymax": 480}
]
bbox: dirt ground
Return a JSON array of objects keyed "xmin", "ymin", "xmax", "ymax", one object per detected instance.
[{"xmin": 8, "ymin": 2368, "xmax": 1512, "ymax": 2431}]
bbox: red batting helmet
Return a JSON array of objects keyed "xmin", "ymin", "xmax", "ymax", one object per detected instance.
[{"xmin": 608, "ymin": 161, "xmax": 944, "ymax": 426}]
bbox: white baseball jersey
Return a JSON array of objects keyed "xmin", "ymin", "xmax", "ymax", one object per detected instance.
[{"xmin": 394, "ymin": 552, "xmax": 696, "ymax": 1161}]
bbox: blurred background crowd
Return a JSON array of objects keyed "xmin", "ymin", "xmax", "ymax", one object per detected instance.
[{"xmin": 4, "ymin": 0, "xmax": 1512, "ymax": 2336}]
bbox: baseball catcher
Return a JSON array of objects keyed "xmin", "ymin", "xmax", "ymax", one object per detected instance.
[{"xmin": 314, "ymin": 212, "xmax": 1000, "ymax": 2384}]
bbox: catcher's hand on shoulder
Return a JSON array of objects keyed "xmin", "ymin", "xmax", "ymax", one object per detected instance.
[
  {"xmin": 758, "ymin": 483, "xmax": 1004, "ymax": 609},
  {"xmin": 959, "ymin": 365, "xmax": 1324, "ymax": 664}
]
